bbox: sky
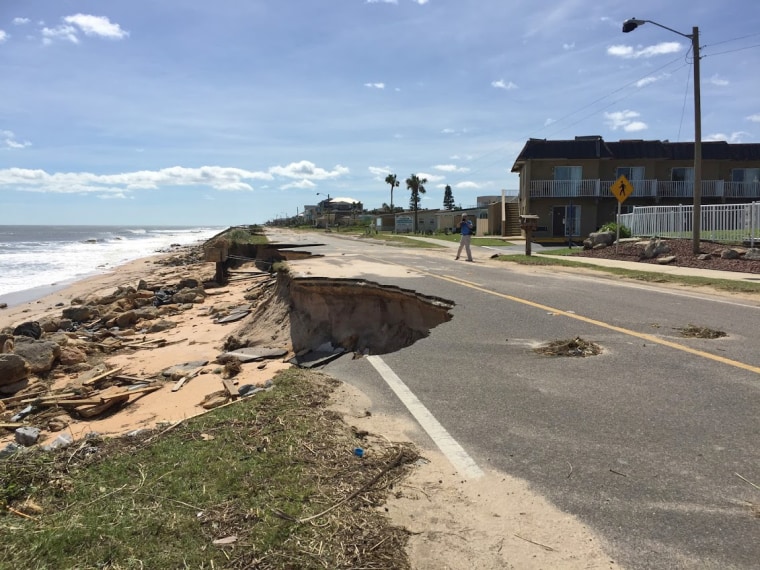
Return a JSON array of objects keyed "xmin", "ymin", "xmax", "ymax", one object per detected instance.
[{"xmin": 1, "ymin": 0, "xmax": 759, "ymax": 226}]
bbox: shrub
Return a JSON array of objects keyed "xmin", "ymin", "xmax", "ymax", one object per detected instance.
[{"xmin": 599, "ymin": 222, "xmax": 631, "ymax": 239}]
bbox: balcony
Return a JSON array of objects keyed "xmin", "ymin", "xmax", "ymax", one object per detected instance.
[{"xmin": 528, "ymin": 179, "xmax": 760, "ymax": 200}]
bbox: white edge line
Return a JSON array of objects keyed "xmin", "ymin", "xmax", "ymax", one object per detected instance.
[{"xmin": 367, "ymin": 355, "xmax": 484, "ymax": 479}]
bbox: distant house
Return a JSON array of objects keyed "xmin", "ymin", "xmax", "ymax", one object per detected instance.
[
  {"xmin": 511, "ymin": 136, "xmax": 760, "ymax": 239},
  {"xmin": 314, "ymin": 197, "xmax": 363, "ymax": 227}
]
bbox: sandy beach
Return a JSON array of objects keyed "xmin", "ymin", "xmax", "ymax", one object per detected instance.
[{"xmin": 0, "ymin": 245, "xmax": 289, "ymax": 447}]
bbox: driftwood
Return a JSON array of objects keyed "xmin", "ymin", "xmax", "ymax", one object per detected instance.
[
  {"xmin": 82, "ymin": 366, "xmax": 124, "ymax": 387},
  {"xmin": 172, "ymin": 368, "xmax": 203, "ymax": 392}
]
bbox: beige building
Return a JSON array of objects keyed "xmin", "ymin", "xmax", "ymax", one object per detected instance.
[{"xmin": 511, "ymin": 136, "xmax": 760, "ymax": 240}]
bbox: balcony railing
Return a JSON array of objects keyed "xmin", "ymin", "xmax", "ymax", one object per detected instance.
[{"xmin": 528, "ymin": 179, "xmax": 760, "ymax": 200}]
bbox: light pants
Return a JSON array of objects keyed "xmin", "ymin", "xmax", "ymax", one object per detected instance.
[{"xmin": 456, "ymin": 234, "xmax": 473, "ymax": 261}]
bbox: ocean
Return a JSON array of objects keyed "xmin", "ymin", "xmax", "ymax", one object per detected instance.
[{"xmin": 0, "ymin": 225, "xmax": 226, "ymax": 307}]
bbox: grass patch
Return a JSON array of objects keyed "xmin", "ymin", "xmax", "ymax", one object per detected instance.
[
  {"xmin": 1, "ymin": 369, "xmax": 416, "ymax": 570},
  {"xmin": 495, "ymin": 254, "xmax": 760, "ymax": 294},
  {"xmin": 358, "ymin": 233, "xmax": 445, "ymax": 248},
  {"xmin": 421, "ymin": 234, "xmax": 515, "ymax": 247},
  {"xmin": 224, "ymin": 225, "xmax": 269, "ymax": 245}
]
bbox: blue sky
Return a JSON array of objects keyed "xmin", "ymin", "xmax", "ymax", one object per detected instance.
[{"xmin": 1, "ymin": 0, "xmax": 759, "ymax": 226}]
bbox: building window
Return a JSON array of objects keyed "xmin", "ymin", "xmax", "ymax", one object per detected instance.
[
  {"xmin": 671, "ymin": 167, "xmax": 694, "ymax": 182},
  {"xmin": 616, "ymin": 166, "xmax": 645, "ymax": 181},
  {"xmin": 732, "ymin": 168, "xmax": 760, "ymax": 183},
  {"xmin": 554, "ymin": 166, "xmax": 582, "ymax": 181}
]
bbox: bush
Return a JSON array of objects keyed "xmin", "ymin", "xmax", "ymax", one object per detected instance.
[{"xmin": 598, "ymin": 222, "xmax": 631, "ymax": 239}]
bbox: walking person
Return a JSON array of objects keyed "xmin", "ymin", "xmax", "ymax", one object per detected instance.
[{"xmin": 455, "ymin": 213, "xmax": 474, "ymax": 261}]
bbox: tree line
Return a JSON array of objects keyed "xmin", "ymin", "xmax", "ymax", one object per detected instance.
[{"xmin": 384, "ymin": 173, "xmax": 457, "ymax": 233}]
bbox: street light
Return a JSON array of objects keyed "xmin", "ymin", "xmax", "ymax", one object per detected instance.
[{"xmin": 623, "ymin": 17, "xmax": 702, "ymax": 255}]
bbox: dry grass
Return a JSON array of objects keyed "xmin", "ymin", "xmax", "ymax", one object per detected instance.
[{"xmin": 1, "ymin": 369, "xmax": 418, "ymax": 569}]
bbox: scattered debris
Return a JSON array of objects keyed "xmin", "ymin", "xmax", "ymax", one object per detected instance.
[
  {"xmin": 678, "ymin": 325, "xmax": 727, "ymax": 339},
  {"xmin": 533, "ymin": 337, "xmax": 602, "ymax": 357}
]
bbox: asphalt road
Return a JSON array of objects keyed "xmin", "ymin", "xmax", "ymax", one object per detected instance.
[{"xmin": 270, "ymin": 229, "xmax": 760, "ymax": 570}]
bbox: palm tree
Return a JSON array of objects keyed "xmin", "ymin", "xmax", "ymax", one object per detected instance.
[
  {"xmin": 443, "ymin": 184, "xmax": 455, "ymax": 210},
  {"xmin": 405, "ymin": 174, "xmax": 427, "ymax": 233},
  {"xmin": 384, "ymin": 173, "xmax": 399, "ymax": 212}
]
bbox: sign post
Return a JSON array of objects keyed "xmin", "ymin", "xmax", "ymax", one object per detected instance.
[{"xmin": 611, "ymin": 175, "xmax": 634, "ymax": 252}]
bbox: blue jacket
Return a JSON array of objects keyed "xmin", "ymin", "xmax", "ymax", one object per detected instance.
[{"xmin": 460, "ymin": 219, "xmax": 473, "ymax": 235}]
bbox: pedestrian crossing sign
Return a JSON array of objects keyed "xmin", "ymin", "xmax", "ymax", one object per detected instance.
[{"xmin": 611, "ymin": 175, "xmax": 633, "ymax": 203}]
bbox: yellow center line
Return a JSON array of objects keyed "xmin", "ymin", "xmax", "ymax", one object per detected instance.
[{"xmin": 383, "ymin": 257, "xmax": 760, "ymax": 376}]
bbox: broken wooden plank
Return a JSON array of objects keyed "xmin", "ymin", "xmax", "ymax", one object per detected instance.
[
  {"xmin": 172, "ymin": 368, "xmax": 203, "ymax": 392},
  {"xmin": 112, "ymin": 375, "xmax": 157, "ymax": 383},
  {"xmin": 1, "ymin": 422, "xmax": 25, "ymax": 430},
  {"xmin": 82, "ymin": 366, "xmax": 124, "ymax": 387},
  {"xmin": 75, "ymin": 395, "xmax": 130, "ymax": 418},
  {"xmin": 221, "ymin": 379, "xmax": 238, "ymax": 399},
  {"xmin": 49, "ymin": 398, "xmax": 105, "ymax": 407}
]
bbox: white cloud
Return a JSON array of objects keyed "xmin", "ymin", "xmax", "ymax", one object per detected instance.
[
  {"xmin": 434, "ymin": 164, "xmax": 470, "ymax": 173},
  {"xmin": 455, "ymin": 181, "xmax": 481, "ymax": 190},
  {"xmin": 605, "ymin": 110, "xmax": 648, "ymax": 132},
  {"xmin": 366, "ymin": 0, "xmax": 398, "ymax": 4},
  {"xmin": 441, "ymin": 128, "xmax": 456, "ymax": 134},
  {"xmin": 1, "ymin": 130, "xmax": 32, "ymax": 149},
  {"xmin": 368, "ymin": 166, "xmax": 394, "ymax": 178},
  {"xmin": 280, "ymin": 179, "xmax": 316, "ymax": 190},
  {"xmin": 0, "ymin": 30, "xmax": 8, "ymax": 43},
  {"xmin": 13, "ymin": 18, "xmax": 30, "ymax": 25},
  {"xmin": 268, "ymin": 160, "xmax": 349, "ymax": 180},
  {"xmin": 709, "ymin": 74, "xmax": 729, "ymax": 87},
  {"xmin": 42, "ymin": 14, "xmax": 128, "ymax": 45},
  {"xmin": 636, "ymin": 76, "xmax": 658, "ymax": 88},
  {"xmin": 0, "ymin": 163, "xmax": 353, "ymax": 194},
  {"xmin": 491, "ymin": 79, "xmax": 518, "ymax": 90},
  {"xmin": 415, "ymin": 172, "xmax": 444, "ymax": 183},
  {"xmin": 625, "ymin": 121, "xmax": 648, "ymax": 132},
  {"xmin": 705, "ymin": 132, "xmax": 750, "ymax": 143},
  {"xmin": 544, "ymin": 118, "xmax": 555, "ymax": 127},
  {"xmin": 64, "ymin": 14, "xmax": 129, "ymax": 39},
  {"xmin": 42, "ymin": 24, "xmax": 80, "ymax": 45},
  {"xmin": 364, "ymin": 82, "xmax": 385, "ymax": 89},
  {"xmin": 607, "ymin": 41, "xmax": 682, "ymax": 59},
  {"xmin": 747, "ymin": 114, "xmax": 760, "ymax": 123},
  {"xmin": 563, "ymin": 42, "xmax": 575, "ymax": 50}
]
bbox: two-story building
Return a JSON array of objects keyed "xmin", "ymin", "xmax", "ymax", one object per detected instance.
[{"xmin": 511, "ymin": 136, "xmax": 760, "ymax": 240}]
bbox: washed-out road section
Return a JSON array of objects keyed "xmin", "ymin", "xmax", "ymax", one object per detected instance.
[{"xmin": 269, "ymin": 228, "xmax": 760, "ymax": 570}]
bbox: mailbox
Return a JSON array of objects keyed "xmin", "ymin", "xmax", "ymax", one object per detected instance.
[{"xmin": 519, "ymin": 214, "xmax": 539, "ymax": 231}]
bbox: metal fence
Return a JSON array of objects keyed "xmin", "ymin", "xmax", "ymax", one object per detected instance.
[{"xmin": 618, "ymin": 202, "xmax": 760, "ymax": 246}]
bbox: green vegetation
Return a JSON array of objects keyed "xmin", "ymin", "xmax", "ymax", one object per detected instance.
[
  {"xmin": 359, "ymin": 232, "xmax": 445, "ymax": 248},
  {"xmin": 598, "ymin": 222, "xmax": 631, "ymax": 239},
  {"xmin": 425, "ymin": 234, "xmax": 514, "ymax": 247},
  {"xmin": 225, "ymin": 225, "xmax": 269, "ymax": 245},
  {"xmin": 496, "ymin": 254, "xmax": 760, "ymax": 294},
  {"xmin": 405, "ymin": 174, "xmax": 427, "ymax": 233},
  {"xmin": 0, "ymin": 370, "xmax": 414, "ymax": 569}
]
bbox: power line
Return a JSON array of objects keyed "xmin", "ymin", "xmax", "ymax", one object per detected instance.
[
  {"xmin": 703, "ymin": 43, "xmax": 760, "ymax": 58},
  {"xmin": 450, "ymin": 54, "xmax": 688, "ymax": 183},
  {"xmin": 448, "ymin": 39, "xmax": 760, "ymax": 189}
]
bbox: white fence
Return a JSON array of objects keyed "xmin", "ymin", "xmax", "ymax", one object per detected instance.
[{"xmin": 618, "ymin": 203, "xmax": 760, "ymax": 245}]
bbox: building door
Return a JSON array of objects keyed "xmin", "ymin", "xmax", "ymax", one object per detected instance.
[
  {"xmin": 552, "ymin": 205, "xmax": 581, "ymax": 238},
  {"xmin": 552, "ymin": 207, "xmax": 565, "ymax": 237}
]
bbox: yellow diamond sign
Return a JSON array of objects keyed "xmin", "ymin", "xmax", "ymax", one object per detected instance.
[{"xmin": 611, "ymin": 175, "xmax": 634, "ymax": 203}]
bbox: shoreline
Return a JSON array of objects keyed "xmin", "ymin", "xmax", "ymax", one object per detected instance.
[
  {"xmin": 1, "ymin": 236, "xmax": 291, "ymax": 445},
  {"xmin": 0, "ymin": 253, "xmax": 168, "ymax": 330}
]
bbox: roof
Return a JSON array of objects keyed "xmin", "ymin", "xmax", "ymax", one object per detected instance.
[{"xmin": 511, "ymin": 137, "xmax": 760, "ymax": 171}]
